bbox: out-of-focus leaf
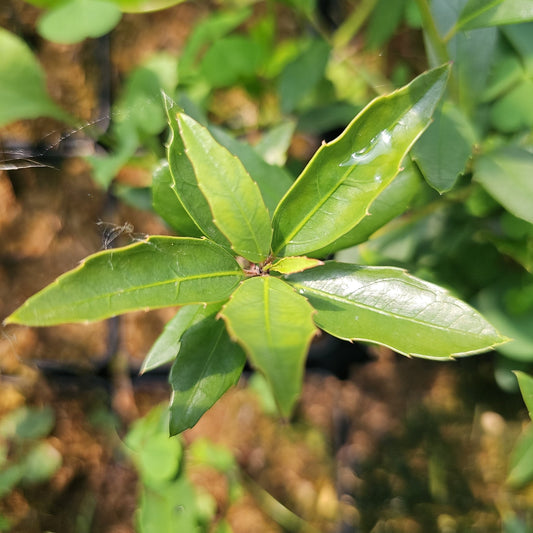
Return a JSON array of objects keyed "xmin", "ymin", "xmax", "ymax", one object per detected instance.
[
  {"xmin": 175, "ymin": 112, "xmax": 272, "ymax": 262},
  {"xmin": 507, "ymin": 423, "xmax": 533, "ymax": 488},
  {"xmin": 272, "ymin": 65, "xmax": 449, "ymax": 257},
  {"xmin": 152, "ymin": 162, "xmax": 202, "ymax": 237},
  {"xmin": 5, "ymin": 237, "xmax": 244, "ymax": 326},
  {"xmin": 458, "ymin": 0, "xmax": 533, "ymax": 30},
  {"xmin": 200, "ymin": 36, "xmax": 263, "ymax": 88},
  {"xmin": 279, "ymin": 38, "xmax": 330, "ymax": 113},
  {"xmin": 490, "ymin": 79, "xmax": 533, "ymax": 132},
  {"xmin": 254, "ymin": 121, "xmax": 296, "ymax": 166},
  {"xmin": 137, "ymin": 476, "xmax": 199, "ymax": 532},
  {"xmin": 0, "ymin": 28, "xmax": 73, "ymax": 127},
  {"xmin": 38, "ymin": 0, "xmax": 122, "ymax": 43},
  {"xmin": 476, "ymin": 285, "xmax": 533, "ymax": 362},
  {"xmin": 140, "ymin": 303, "xmax": 221, "ymax": 373},
  {"xmin": 503, "ymin": 22, "xmax": 533, "ymax": 73},
  {"xmin": 515, "ymin": 371, "xmax": 533, "ymax": 419},
  {"xmin": 0, "ymin": 407, "xmax": 55, "ymax": 440},
  {"xmin": 114, "ymin": 0, "xmax": 185, "ymax": 12},
  {"xmin": 178, "ymin": 8, "xmax": 252, "ymax": 80},
  {"xmin": 286, "ymin": 262, "xmax": 508, "ymax": 359},
  {"xmin": 221, "ymin": 277, "xmax": 317, "ymax": 417},
  {"xmin": 169, "ymin": 316, "xmax": 246, "ymax": 435},
  {"xmin": 474, "ymin": 146, "xmax": 533, "ymax": 224},
  {"xmin": 482, "ymin": 55, "xmax": 524, "ymax": 103},
  {"xmin": 20, "ymin": 442, "xmax": 61, "ymax": 484},
  {"xmin": 366, "ymin": 0, "xmax": 407, "ymax": 49},
  {"xmin": 412, "ymin": 102, "xmax": 476, "ymax": 192}
]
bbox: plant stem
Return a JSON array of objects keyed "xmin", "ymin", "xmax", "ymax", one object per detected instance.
[
  {"xmin": 333, "ymin": 0, "xmax": 379, "ymax": 50},
  {"xmin": 414, "ymin": 0, "xmax": 449, "ymax": 66}
]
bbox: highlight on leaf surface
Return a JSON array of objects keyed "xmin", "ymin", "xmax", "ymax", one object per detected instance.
[
  {"xmin": 5, "ymin": 237, "xmax": 244, "ymax": 326},
  {"xmin": 285, "ymin": 262, "xmax": 509, "ymax": 359}
]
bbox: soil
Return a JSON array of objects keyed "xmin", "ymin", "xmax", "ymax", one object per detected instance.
[{"xmin": 1, "ymin": 1, "xmax": 532, "ymax": 532}]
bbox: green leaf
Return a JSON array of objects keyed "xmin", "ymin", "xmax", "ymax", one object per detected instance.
[
  {"xmin": 412, "ymin": 102, "xmax": 476, "ymax": 193},
  {"xmin": 175, "ymin": 112, "xmax": 273, "ymax": 263},
  {"xmin": 163, "ymin": 97, "xmax": 230, "ymax": 249},
  {"xmin": 310, "ymin": 159, "xmax": 423, "ymax": 257},
  {"xmin": 490, "ymin": 79, "xmax": 533, "ymax": 133},
  {"xmin": 0, "ymin": 28, "xmax": 73, "ymax": 127},
  {"xmin": 200, "ymin": 35, "xmax": 263, "ymax": 88},
  {"xmin": 113, "ymin": 0, "xmax": 185, "ymax": 13},
  {"xmin": 0, "ymin": 407, "xmax": 55, "ymax": 440},
  {"xmin": 458, "ymin": 0, "xmax": 533, "ymax": 30},
  {"xmin": 474, "ymin": 146, "xmax": 533, "ymax": 224},
  {"xmin": 514, "ymin": 371, "xmax": 533, "ymax": 419},
  {"xmin": 271, "ymin": 64, "xmax": 450, "ymax": 257},
  {"xmin": 507, "ymin": 423, "xmax": 533, "ymax": 488},
  {"xmin": 151, "ymin": 162, "xmax": 203, "ymax": 237},
  {"xmin": 267, "ymin": 256, "xmax": 323, "ymax": 275},
  {"xmin": 5, "ymin": 237, "xmax": 244, "ymax": 326},
  {"xmin": 169, "ymin": 315, "xmax": 246, "ymax": 435},
  {"xmin": 140, "ymin": 303, "xmax": 221, "ymax": 373},
  {"xmin": 20, "ymin": 442, "xmax": 62, "ymax": 484},
  {"xmin": 221, "ymin": 276, "xmax": 317, "ymax": 417},
  {"xmin": 209, "ymin": 125, "xmax": 294, "ymax": 216},
  {"xmin": 38, "ymin": 0, "xmax": 122, "ymax": 44},
  {"xmin": 286, "ymin": 262, "xmax": 508, "ymax": 359},
  {"xmin": 279, "ymin": 38, "xmax": 330, "ymax": 114}
]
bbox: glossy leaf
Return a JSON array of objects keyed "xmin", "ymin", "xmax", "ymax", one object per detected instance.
[
  {"xmin": 164, "ymin": 96, "xmax": 231, "ymax": 248},
  {"xmin": 209, "ymin": 125, "xmax": 294, "ymax": 216},
  {"xmin": 140, "ymin": 303, "xmax": 221, "ymax": 374},
  {"xmin": 151, "ymin": 162, "xmax": 202, "ymax": 237},
  {"xmin": 271, "ymin": 64, "xmax": 449, "ymax": 257},
  {"xmin": 310, "ymin": 160, "xmax": 423, "ymax": 257},
  {"xmin": 176, "ymin": 113, "xmax": 273, "ymax": 263},
  {"xmin": 38, "ymin": 0, "xmax": 122, "ymax": 43},
  {"xmin": 267, "ymin": 256, "xmax": 323, "ymax": 275},
  {"xmin": 515, "ymin": 371, "xmax": 533, "ymax": 419},
  {"xmin": 458, "ymin": 0, "xmax": 533, "ymax": 30},
  {"xmin": 286, "ymin": 262, "xmax": 508, "ymax": 359},
  {"xmin": 221, "ymin": 277, "xmax": 317, "ymax": 417},
  {"xmin": 0, "ymin": 28, "xmax": 73, "ymax": 127},
  {"xmin": 412, "ymin": 102, "xmax": 476, "ymax": 193},
  {"xmin": 474, "ymin": 146, "xmax": 533, "ymax": 224},
  {"xmin": 5, "ymin": 237, "xmax": 244, "ymax": 326},
  {"xmin": 168, "ymin": 316, "xmax": 246, "ymax": 435}
]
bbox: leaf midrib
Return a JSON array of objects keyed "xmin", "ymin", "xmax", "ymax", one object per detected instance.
[{"xmin": 293, "ymin": 282, "xmax": 490, "ymax": 338}]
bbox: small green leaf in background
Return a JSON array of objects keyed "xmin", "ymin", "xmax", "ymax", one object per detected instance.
[
  {"xmin": 0, "ymin": 28, "xmax": 73, "ymax": 127},
  {"xmin": 200, "ymin": 35, "xmax": 263, "ymax": 88},
  {"xmin": 151, "ymin": 162, "xmax": 203, "ymax": 237},
  {"xmin": 114, "ymin": 0, "xmax": 185, "ymax": 12},
  {"xmin": 38, "ymin": 0, "xmax": 122, "ymax": 43},
  {"xmin": 507, "ymin": 423, "xmax": 533, "ymax": 488},
  {"xmin": 412, "ymin": 102, "xmax": 477, "ymax": 193},
  {"xmin": 140, "ymin": 303, "xmax": 221, "ymax": 373},
  {"xmin": 169, "ymin": 316, "xmax": 246, "ymax": 435},
  {"xmin": 279, "ymin": 38, "xmax": 331, "ymax": 114},
  {"xmin": 253, "ymin": 121, "xmax": 296, "ymax": 166},
  {"xmin": 474, "ymin": 146, "xmax": 533, "ymax": 225},
  {"xmin": 0, "ymin": 406, "xmax": 55, "ymax": 441},
  {"xmin": 272, "ymin": 64, "xmax": 449, "ymax": 257},
  {"xmin": 489, "ymin": 79, "xmax": 533, "ymax": 133},
  {"xmin": 221, "ymin": 276, "xmax": 317, "ymax": 417},
  {"xmin": 176, "ymin": 113, "xmax": 273, "ymax": 263},
  {"xmin": 20, "ymin": 442, "xmax": 62, "ymax": 484},
  {"xmin": 5, "ymin": 237, "xmax": 244, "ymax": 326},
  {"xmin": 514, "ymin": 371, "xmax": 533, "ymax": 419},
  {"xmin": 457, "ymin": 0, "xmax": 533, "ymax": 30},
  {"xmin": 286, "ymin": 262, "xmax": 508, "ymax": 359}
]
